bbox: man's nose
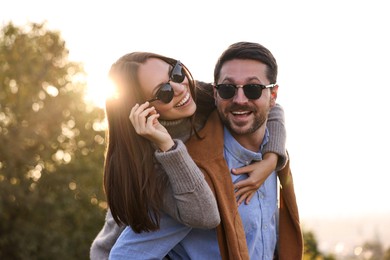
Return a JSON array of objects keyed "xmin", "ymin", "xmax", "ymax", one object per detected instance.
[{"xmin": 232, "ymin": 88, "xmax": 248, "ymax": 104}]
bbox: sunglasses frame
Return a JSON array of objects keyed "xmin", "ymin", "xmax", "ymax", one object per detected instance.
[
  {"xmin": 147, "ymin": 60, "xmax": 185, "ymax": 104},
  {"xmin": 214, "ymin": 83, "xmax": 276, "ymax": 100}
]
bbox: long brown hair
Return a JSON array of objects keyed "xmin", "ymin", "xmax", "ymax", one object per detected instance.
[{"xmin": 104, "ymin": 52, "xmax": 197, "ymax": 233}]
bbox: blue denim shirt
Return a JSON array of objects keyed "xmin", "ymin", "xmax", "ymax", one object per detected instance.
[
  {"xmin": 224, "ymin": 127, "xmax": 278, "ymax": 259},
  {"xmin": 168, "ymin": 127, "xmax": 278, "ymax": 259},
  {"xmin": 110, "ymin": 127, "xmax": 278, "ymax": 260},
  {"xmin": 110, "ymin": 213, "xmax": 191, "ymax": 259}
]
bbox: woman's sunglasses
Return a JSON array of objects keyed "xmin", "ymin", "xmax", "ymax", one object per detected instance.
[
  {"xmin": 147, "ymin": 61, "xmax": 185, "ymax": 104},
  {"xmin": 214, "ymin": 83, "xmax": 276, "ymax": 100}
]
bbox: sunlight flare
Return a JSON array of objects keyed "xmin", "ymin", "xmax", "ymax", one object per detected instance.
[{"xmin": 84, "ymin": 71, "xmax": 117, "ymax": 108}]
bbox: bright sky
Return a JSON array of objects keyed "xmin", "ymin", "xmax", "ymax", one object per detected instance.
[{"xmin": 3, "ymin": 0, "xmax": 390, "ymax": 220}]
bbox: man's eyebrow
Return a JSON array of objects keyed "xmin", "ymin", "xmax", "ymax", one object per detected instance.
[{"xmin": 220, "ymin": 76, "xmax": 262, "ymax": 83}]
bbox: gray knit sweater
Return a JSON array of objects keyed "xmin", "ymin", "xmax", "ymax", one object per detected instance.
[{"xmin": 90, "ymin": 104, "xmax": 286, "ymax": 260}]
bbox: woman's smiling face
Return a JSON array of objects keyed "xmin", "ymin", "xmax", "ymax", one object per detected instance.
[{"xmin": 138, "ymin": 58, "xmax": 196, "ymax": 120}]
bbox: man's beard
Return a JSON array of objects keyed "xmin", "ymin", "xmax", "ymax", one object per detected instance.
[{"xmin": 218, "ymin": 104, "xmax": 269, "ymax": 136}]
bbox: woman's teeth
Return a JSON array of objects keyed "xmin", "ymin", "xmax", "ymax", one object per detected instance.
[{"xmin": 175, "ymin": 92, "xmax": 190, "ymax": 107}]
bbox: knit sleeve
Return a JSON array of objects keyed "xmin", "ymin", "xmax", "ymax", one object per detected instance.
[
  {"xmin": 264, "ymin": 103, "xmax": 288, "ymax": 170},
  {"xmin": 154, "ymin": 139, "xmax": 220, "ymax": 229}
]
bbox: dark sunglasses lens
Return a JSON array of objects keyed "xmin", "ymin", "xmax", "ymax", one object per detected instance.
[
  {"xmin": 244, "ymin": 84, "xmax": 262, "ymax": 99},
  {"xmin": 156, "ymin": 83, "xmax": 174, "ymax": 103},
  {"xmin": 218, "ymin": 84, "xmax": 236, "ymax": 99},
  {"xmin": 171, "ymin": 63, "xmax": 185, "ymax": 83}
]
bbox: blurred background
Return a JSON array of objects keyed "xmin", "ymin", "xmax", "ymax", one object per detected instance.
[{"xmin": 1, "ymin": 0, "xmax": 390, "ymax": 259}]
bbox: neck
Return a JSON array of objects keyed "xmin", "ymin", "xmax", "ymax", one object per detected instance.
[
  {"xmin": 230, "ymin": 125, "xmax": 266, "ymax": 152},
  {"xmin": 160, "ymin": 117, "xmax": 193, "ymax": 142},
  {"xmin": 159, "ymin": 118, "xmax": 186, "ymax": 127}
]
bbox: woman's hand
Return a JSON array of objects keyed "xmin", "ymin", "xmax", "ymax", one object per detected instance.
[
  {"xmin": 232, "ymin": 153, "xmax": 278, "ymax": 206},
  {"xmin": 129, "ymin": 102, "xmax": 175, "ymax": 151}
]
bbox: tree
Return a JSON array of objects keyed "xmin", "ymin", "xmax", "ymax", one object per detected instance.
[
  {"xmin": 304, "ymin": 230, "xmax": 321, "ymax": 260},
  {"xmin": 0, "ymin": 22, "xmax": 106, "ymax": 259},
  {"xmin": 362, "ymin": 240, "xmax": 384, "ymax": 260},
  {"xmin": 303, "ymin": 230, "xmax": 336, "ymax": 260}
]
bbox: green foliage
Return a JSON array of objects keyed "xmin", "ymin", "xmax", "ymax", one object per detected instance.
[
  {"xmin": 304, "ymin": 230, "xmax": 322, "ymax": 260},
  {"xmin": 0, "ymin": 22, "xmax": 107, "ymax": 259},
  {"xmin": 303, "ymin": 230, "xmax": 336, "ymax": 260}
]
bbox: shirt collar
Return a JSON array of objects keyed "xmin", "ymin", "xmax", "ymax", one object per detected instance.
[
  {"xmin": 224, "ymin": 127, "xmax": 269, "ymax": 165},
  {"xmin": 223, "ymin": 126, "xmax": 269, "ymax": 164}
]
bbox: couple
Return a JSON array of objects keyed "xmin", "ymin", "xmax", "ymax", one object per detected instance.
[{"xmin": 91, "ymin": 42, "xmax": 303, "ymax": 259}]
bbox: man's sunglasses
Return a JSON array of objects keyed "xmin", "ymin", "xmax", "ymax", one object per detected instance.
[
  {"xmin": 214, "ymin": 83, "xmax": 276, "ymax": 100},
  {"xmin": 147, "ymin": 60, "xmax": 185, "ymax": 104}
]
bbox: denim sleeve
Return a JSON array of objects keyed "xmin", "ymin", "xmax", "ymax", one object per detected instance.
[
  {"xmin": 109, "ymin": 213, "xmax": 191, "ymax": 260},
  {"xmin": 90, "ymin": 210, "xmax": 125, "ymax": 260}
]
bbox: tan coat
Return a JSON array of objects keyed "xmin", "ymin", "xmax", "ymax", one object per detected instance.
[{"xmin": 186, "ymin": 110, "xmax": 303, "ymax": 260}]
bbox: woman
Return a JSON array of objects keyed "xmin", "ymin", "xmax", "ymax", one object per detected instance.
[{"xmin": 90, "ymin": 52, "xmax": 286, "ymax": 259}]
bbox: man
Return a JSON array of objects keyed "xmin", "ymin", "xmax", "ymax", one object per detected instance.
[{"xmin": 171, "ymin": 42, "xmax": 303, "ymax": 259}]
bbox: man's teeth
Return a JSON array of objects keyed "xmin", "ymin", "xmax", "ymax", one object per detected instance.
[
  {"xmin": 175, "ymin": 92, "xmax": 190, "ymax": 107},
  {"xmin": 232, "ymin": 111, "xmax": 249, "ymax": 115}
]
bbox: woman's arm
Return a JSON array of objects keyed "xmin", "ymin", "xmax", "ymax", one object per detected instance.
[
  {"xmin": 263, "ymin": 103, "xmax": 287, "ymax": 170},
  {"xmin": 154, "ymin": 139, "xmax": 220, "ymax": 228},
  {"xmin": 90, "ymin": 140, "xmax": 220, "ymax": 260},
  {"xmin": 130, "ymin": 102, "xmax": 220, "ymax": 228},
  {"xmin": 90, "ymin": 140, "xmax": 220, "ymax": 259}
]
